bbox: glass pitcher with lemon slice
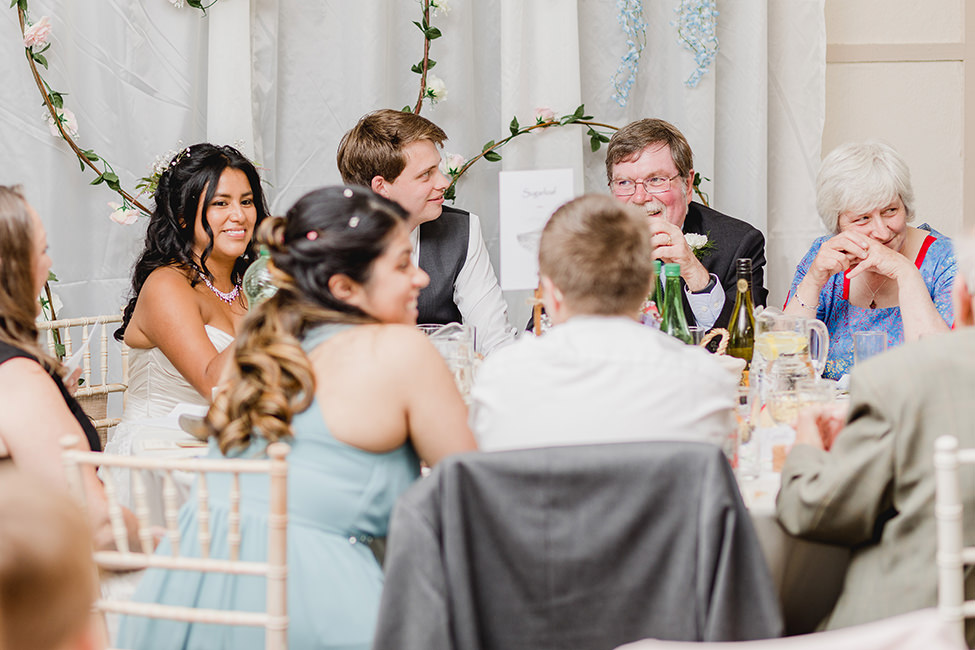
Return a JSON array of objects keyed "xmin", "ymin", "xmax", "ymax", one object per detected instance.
[{"xmin": 752, "ymin": 308, "xmax": 829, "ymax": 405}]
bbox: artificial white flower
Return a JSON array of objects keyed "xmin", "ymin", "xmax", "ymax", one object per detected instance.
[
  {"xmin": 108, "ymin": 201, "xmax": 140, "ymax": 225},
  {"xmin": 431, "ymin": 0, "xmax": 450, "ymax": 16},
  {"xmin": 440, "ymin": 152, "xmax": 466, "ymax": 176},
  {"xmin": 684, "ymin": 233, "xmax": 708, "ymax": 250},
  {"xmin": 424, "ymin": 75, "xmax": 448, "ymax": 103},
  {"xmin": 168, "ymin": 0, "xmax": 186, "ymax": 8},
  {"xmin": 45, "ymin": 107, "xmax": 78, "ymax": 138}
]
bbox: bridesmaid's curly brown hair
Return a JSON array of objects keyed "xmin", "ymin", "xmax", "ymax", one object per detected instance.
[{"xmin": 205, "ymin": 186, "xmax": 408, "ymax": 454}]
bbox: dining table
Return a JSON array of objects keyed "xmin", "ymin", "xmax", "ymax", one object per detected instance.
[{"xmin": 109, "ymin": 396, "xmax": 852, "ymax": 637}]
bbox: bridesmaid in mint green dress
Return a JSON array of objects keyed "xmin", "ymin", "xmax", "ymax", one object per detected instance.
[{"xmin": 117, "ymin": 186, "xmax": 476, "ymax": 649}]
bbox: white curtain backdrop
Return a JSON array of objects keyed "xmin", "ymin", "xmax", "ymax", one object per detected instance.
[{"xmin": 0, "ymin": 0, "xmax": 824, "ymax": 326}]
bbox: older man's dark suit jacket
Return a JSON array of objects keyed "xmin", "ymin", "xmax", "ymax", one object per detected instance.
[{"xmin": 682, "ymin": 201, "xmax": 768, "ymax": 328}]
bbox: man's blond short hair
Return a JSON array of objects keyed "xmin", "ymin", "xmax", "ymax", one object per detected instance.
[
  {"xmin": 539, "ymin": 194, "xmax": 655, "ymax": 316},
  {"xmin": 337, "ymin": 109, "xmax": 447, "ymax": 186}
]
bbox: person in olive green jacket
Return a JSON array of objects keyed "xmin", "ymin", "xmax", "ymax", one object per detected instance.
[{"xmin": 776, "ymin": 272, "xmax": 975, "ymax": 645}]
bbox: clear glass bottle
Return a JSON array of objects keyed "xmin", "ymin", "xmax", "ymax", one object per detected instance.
[
  {"xmin": 242, "ymin": 246, "xmax": 278, "ymax": 309},
  {"xmin": 727, "ymin": 258, "xmax": 756, "ymax": 383},
  {"xmin": 661, "ymin": 263, "xmax": 692, "ymax": 344}
]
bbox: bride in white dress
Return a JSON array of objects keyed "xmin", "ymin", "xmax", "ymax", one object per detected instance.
[{"xmin": 106, "ymin": 144, "xmax": 268, "ymax": 493}]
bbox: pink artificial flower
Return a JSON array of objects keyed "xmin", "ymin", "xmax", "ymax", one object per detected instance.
[
  {"xmin": 23, "ymin": 16, "xmax": 52, "ymax": 49},
  {"xmin": 534, "ymin": 107, "xmax": 556, "ymax": 123},
  {"xmin": 108, "ymin": 202, "xmax": 139, "ymax": 225},
  {"xmin": 440, "ymin": 152, "xmax": 466, "ymax": 176}
]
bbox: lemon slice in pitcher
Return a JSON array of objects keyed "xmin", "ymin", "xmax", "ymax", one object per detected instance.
[{"xmin": 755, "ymin": 331, "xmax": 808, "ymax": 361}]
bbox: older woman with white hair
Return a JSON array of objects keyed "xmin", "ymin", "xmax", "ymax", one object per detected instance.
[{"xmin": 785, "ymin": 141, "xmax": 955, "ymax": 379}]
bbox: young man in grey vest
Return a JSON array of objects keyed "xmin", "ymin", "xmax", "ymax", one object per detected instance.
[{"xmin": 337, "ymin": 109, "xmax": 516, "ymax": 355}]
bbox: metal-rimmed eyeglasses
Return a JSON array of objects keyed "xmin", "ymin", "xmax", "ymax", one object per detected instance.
[{"xmin": 609, "ymin": 173, "xmax": 681, "ymax": 197}]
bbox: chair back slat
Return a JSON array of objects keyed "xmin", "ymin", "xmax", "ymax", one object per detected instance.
[
  {"xmin": 98, "ymin": 322, "xmax": 109, "ymax": 385},
  {"xmin": 38, "ymin": 314, "xmax": 128, "ymax": 440},
  {"xmin": 197, "ymin": 473, "xmax": 211, "ymax": 559},
  {"xmin": 100, "ymin": 467, "xmax": 130, "ymax": 553},
  {"xmin": 229, "ymin": 473, "xmax": 242, "ymax": 561},
  {"xmin": 59, "ymin": 436, "xmax": 291, "ymax": 649},
  {"xmin": 130, "ymin": 470, "xmax": 155, "ymax": 554},
  {"xmin": 81, "ymin": 323, "xmax": 92, "ymax": 379},
  {"xmin": 162, "ymin": 471, "xmax": 182, "ymax": 554},
  {"xmin": 934, "ymin": 434, "xmax": 975, "ymax": 638},
  {"xmin": 266, "ymin": 443, "xmax": 290, "ymax": 649},
  {"xmin": 60, "ymin": 435, "xmax": 88, "ymax": 511}
]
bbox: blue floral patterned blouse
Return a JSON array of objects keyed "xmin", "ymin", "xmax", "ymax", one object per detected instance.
[{"xmin": 787, "ymin": 224, "xmax": 956, "ymax": 380}]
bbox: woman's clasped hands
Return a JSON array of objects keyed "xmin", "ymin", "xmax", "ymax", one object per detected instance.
[{"xmin": 808, "ymin": 231, "xmax": 913, "ymax": 286}]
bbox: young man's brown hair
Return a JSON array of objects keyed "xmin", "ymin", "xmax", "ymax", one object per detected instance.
[{"xmin": 337, "ymin": 109, "xmax": 447, "ymax": 186}]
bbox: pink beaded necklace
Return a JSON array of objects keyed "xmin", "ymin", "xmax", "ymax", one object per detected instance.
[{"xmin": 198, "ymin": 272, "xmax": 240, "ymax": 305}]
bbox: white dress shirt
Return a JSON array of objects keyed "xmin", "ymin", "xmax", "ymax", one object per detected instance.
[
  {"xmin": 469, "ymin": 315, "xmax": 736, "ymax": 451},
  {"xmin": 411, "ymin": 212, "xmax": 517, "ymax": 356},
  {"xmin": 686, "ymin": 274, "xmax": 725, "ymax": 329}
]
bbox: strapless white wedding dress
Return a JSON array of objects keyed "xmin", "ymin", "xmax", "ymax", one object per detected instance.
[{"xmin": 103, "ymin": 325, "xmax": 234, "ymax": 504}]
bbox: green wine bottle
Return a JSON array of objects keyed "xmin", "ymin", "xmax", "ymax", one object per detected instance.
[
  {"xmin": 661, "ymin": 263, "xmax": 692, "ymax": 344},
  {"xmin": 727, "ymin": 258, "xmax": 756, "ymax": 383},
  {"xmin": 652, "ymin": 259, "xmax": 665, "ymax": 321}
]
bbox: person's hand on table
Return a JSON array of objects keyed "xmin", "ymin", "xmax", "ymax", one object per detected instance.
[
  {"xmin": 795, "ymin": 404, "xmax": 847, "ymax": 452},
  {"xmin": 647, "ymin": 216, "xmax": 710, "ymax": 292}
]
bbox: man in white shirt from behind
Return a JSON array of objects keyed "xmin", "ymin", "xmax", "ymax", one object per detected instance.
[{"xmin": 470, "ymin": 194, "xmax": 736, "ymax": 452}]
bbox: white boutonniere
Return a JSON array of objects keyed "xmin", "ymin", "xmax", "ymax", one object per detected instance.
[{"xmin": 684, "ymin": 232, "xmax": 715, "ymax": 260}]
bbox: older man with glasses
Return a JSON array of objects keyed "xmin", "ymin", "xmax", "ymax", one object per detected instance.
[{"xmin": 606, "ymin": 118, "xmax": 768, "ymax": 329}]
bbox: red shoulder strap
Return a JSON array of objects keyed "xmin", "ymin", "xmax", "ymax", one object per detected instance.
[{"xmin": 915, "ymin": 235, "xmax": 936, "ymax": 269}]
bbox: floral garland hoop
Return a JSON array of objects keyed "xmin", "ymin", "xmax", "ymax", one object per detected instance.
[{"xmin": 13, "ymin": 0, "xmax": 216, "ymax": 220}]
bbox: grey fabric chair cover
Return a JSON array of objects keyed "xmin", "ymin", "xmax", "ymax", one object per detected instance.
[{"xmin": 373, "ymin": 441, "xmax": 783, "ymax": 650}]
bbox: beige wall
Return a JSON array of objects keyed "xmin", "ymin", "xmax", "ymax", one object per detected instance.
[{"xmin": 824, "ymin": 0, "xmax": 969, "ymax": 237}]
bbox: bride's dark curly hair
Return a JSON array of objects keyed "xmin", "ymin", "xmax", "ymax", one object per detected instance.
[
  {"xmin": 204, "ymin": 186, "xmax": 409, "ymax": 453},
  {"xmin": 115, "ymin": 143, "xmax": 268, "ymax": 341}
]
